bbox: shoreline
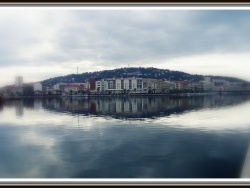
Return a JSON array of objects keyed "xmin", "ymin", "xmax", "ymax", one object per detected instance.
[{"xmin": 2, "ymin": 91, "xmax": 250, "ymax": 100}]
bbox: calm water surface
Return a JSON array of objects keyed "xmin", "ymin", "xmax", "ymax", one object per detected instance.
[{"xmin": 0, "ymin": 94, "xmax": 250, "ymax": 178}]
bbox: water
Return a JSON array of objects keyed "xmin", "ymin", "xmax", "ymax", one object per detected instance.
[{"xmin": 0, "ymin": 94, "xmax": 250, "ymax": 178}]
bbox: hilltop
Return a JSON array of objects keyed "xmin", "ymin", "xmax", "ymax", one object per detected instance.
[{"xmin": 41, "ymin": 67, "xmax": 248, "ymax": 86}]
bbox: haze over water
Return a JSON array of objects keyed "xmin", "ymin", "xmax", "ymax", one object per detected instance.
[{"xmin": 0, "ymin": 94, "xmax": 250, "ymax": 178}]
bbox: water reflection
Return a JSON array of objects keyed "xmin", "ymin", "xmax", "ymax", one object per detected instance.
[
  {"xmin": 3, "ymin": 94, "xmax": 250, "ymax": 120},
  {"xmin": 15, "ymin": 100, "xmax": 24, "ymax": 117},
  {"xmin": 0, "ymin": 95, "xmax": 250, "ymax": 178}
]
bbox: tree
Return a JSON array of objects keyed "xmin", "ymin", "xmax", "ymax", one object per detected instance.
[{"xmin": 170, "ymin": 89, "xmax": 181, "ymax": 94}]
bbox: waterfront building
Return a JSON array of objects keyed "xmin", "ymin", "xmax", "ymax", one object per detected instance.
[
  {"xmin": 1, "ymin": 82, "xmax": 40, "ymax": 96},
  {"xmin": 44, "ymin": 85, "xmax": 54, "ymax": 95},
  {"xmin": 34, "ymin": 83, "xmax": 43, "ymax": 95},
  {"xmin": 212, "ymin": 79, "xmax": 229, "ymax": 91},
  {"xmin": 23, "ymin": 83, "xmax": 35, "ymax": 95},
  {"xmin": 136, "ymin": 79, "xmax": 143, "ymax": 92},
  {"xmin": 89, "ymin": 78, "xmax": 97, "ymax": 90},
  {"xmin": 53, "ymin": 83, "xmax": 60, "ymax": 91},
  {"xmin": 58, "ymin": 82, "xmax": 89, "ymax": 95},
  {"xmin": 90, "ymin": 77, "xmax": 178, "ymax": 94},
  {"xmin": 156, "ymin": 80, "xmax": 174, "ymax": 93},
  {"xmin": 93, "ymin": 78, "xmax": 107, "ymax": 93},
  {"xmin": 202, "ymin": 77, "xmax": 214, "ymax": 92},
  {"xmin": 174, "ymin": 81, "xmax": 192, "ymax": 91},
  {"xmin": 124, "ymin": 79, "xmax": 130, "ymax": 91},
  {"xmin": 95, "ymin": 79, "xmax": 102, "ymax": 92},
  {"xmin": 42, "ymin": 76, "xmax": 249, "ymax": 95},
  {"xmin": 81, "ymin": 82, "xmax": 90, "ymax": 91},
  {"xmin": 131, "ymin": 79, "xmax": 137, "ymax": 92},
  {"xmin": 53, "ymin": 83, "xmax": 68, "ymax": 95},
  {"xmin": 142, "ymin": 79, "xmax": 148, "ymax": 93},
  {"xmin": 99, "ymin": 79, "xmax": 106, "ymax": 92},
  {"xmin": 191, "ymin": 82, "xmax": 204, "ymax": 92},
  {"xmin": 1, "ymin": 85, "xmax": 23, "ymax": 96},
  {"xmin": 64, "ymin": 84, "xmax": 81, "ymax": 95},
  {"xmin": 145, "ymin": 78, "xmax": 158, "ymax": 93},
  {"xmin": 106, "ymin": 78, "xmax": 116, "ymax": 93},
  {"xmin": 115, "ymin": 79, "xmax": 122, "ymax": 92}
]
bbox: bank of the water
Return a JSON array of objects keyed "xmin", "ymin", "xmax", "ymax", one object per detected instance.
[{"xmin": 2, "ymin": 90, "xmax": 250, "ymax": 100}]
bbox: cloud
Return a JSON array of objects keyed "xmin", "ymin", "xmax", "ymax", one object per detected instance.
[
  {"xmin": 1, "ymin": 8, "xmax": 250, "ymax": 85},
  {"xmin": 49, "ymin": 10, "xmax": 250, "ymax": 66}
]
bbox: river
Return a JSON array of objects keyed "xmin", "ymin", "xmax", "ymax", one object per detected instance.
[{"xmin": 0, "ymin": 94, "xmax": 250, "ymax": 178}]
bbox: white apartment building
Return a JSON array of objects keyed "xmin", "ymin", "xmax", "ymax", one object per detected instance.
[
  {"xmin": 124, "ymin": 79, "xmax": 130, "ymax": 90},
  {"xmin": 116, "ymin": 79, "xmax": 122, "ymax": 91},
  {"xmin": 95, "ymin": 79, "xmax": 106, "ymax": 92},
  {"xmin": 95, "ymin": 80, "xmax": 102, "ymax": 92},
  {"xmin": 95, "ymin": 78, "xmax": 163, "ymax": 93}
]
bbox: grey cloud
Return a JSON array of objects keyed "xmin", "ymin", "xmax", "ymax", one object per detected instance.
[
  {"xmin": 0, "ymin": 16, "xmax": 43, "ymax": 67},
  {"xmin": 50, "ymin": 10, "xmax": 250, "ymax": 66},
  {"xmin": 1, "ymin": 10, "xmax": 250, "ymax": 68}
]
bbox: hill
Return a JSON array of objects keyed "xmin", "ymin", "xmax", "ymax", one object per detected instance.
[{"xmin": 41, "ymin": 67, "xmax": 247, "ymax": 86}]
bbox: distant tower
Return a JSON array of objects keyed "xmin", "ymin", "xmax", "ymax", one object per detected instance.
[{"xmin": 15, "ymin": 76, "xmax": 23, "ymax": 87}]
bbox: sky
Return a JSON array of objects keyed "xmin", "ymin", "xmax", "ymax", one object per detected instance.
[{"xmin": 1, "ymin": 7, "xmax": 250, "ymax": 87}]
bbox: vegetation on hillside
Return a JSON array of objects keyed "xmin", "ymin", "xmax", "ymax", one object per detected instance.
[{"xmin": 41, "ymin": 67, "xmax": 247, "ymax": 86}]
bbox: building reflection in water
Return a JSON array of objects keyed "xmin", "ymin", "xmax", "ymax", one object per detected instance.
[
  {"xmin": 15, "ymin": 100, "xmax": 24, "ymax": 117},
  {"xmin": 2, "ymin": 94, "xmax": 250, "ymax": 119},
  {"xmin": 34, "ymin": 99, "xmax": 43, "ymax": 110},
  {"xmin": 38, "ymin": 94, "xmax": 250, "ymax": 120}
]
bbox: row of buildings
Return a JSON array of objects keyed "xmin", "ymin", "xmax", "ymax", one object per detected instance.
[
  {"xmin": 72, "ymin": 77, "xmax": 250, "ymax": 94},
  {"xmin": 0, "ymin": 76, "xmax": 43, "ymax": 97},
  {"xmin": 0, "ymin": 76, "xmax": 250, "ymax": 97}
]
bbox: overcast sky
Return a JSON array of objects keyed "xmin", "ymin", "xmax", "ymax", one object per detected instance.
[{"xmin": 1, "ymin": 7, "xmax": 250, "ymax": 86}]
